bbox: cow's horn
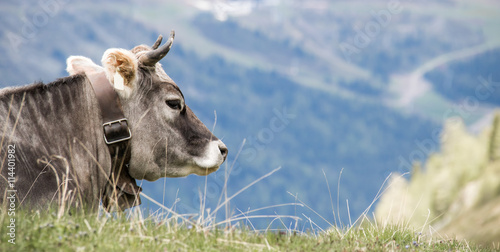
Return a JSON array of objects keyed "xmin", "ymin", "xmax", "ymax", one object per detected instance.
[
  {"xmin": 151, "ymin": 35, "xmax": 163, "ymax": 50},
  {"xmin": 140, "ymin": 30, "xmax": 175, "ymax": 66}
]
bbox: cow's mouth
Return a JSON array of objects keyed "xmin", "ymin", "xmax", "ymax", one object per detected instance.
[
  {"xmin": 193, "ymin": 165, "xmax": 220, "ymax": 176},
  {"xmin": 192, "ymin": 140, "xmax": 227, "ymax": 171},
  {"xmin": 172, "ymin": 163, "xmax": 221, "ymax": 177}
]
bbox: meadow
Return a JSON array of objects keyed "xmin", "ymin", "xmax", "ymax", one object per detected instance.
[
  {"xmin": 0, "ymin": 205, "xmax": 482, "ymax": 251},
  {"xmin": 0, "ymin": 166, "xmax": 489, "ymax": 252}
]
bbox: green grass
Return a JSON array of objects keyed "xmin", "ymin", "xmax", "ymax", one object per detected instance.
[
  {"xmin": 0, "ymin": 165, "xmax": 490, "ymax": 251},
  {"xmin": 0, "ymin": 206, "xmax": 487, "ymax": 251}
]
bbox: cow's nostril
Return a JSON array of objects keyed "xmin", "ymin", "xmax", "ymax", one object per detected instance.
[{"xmin": 219, "ymin": 144, "xmax": 228, "ymax": 161}]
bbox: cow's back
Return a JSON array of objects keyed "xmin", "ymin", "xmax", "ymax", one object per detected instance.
[{"xmin": 0, "ymin": 75, "xmax": 112, "ymax": 209}]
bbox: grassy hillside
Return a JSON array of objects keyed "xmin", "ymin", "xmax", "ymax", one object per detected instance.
[
  {"xmin": 0, "ymin": 206, "xmax": 483, "ymax": 251},
  {"xmin": 439, "ymin": 195, "xmax": 500, "ymax": 247}
]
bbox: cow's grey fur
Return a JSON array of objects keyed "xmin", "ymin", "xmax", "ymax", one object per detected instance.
[
  {"xmin": 0, "ymin": 41, "xmax": 227, "ymax": 210},
  {"xmin": 0, "ymin": 75, "xmax": 111, "ymax": 209}
]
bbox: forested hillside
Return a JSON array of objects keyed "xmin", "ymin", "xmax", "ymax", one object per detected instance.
[{"xmin": 1, "ymin": 0, "xmax": 499, "ymax": 229}]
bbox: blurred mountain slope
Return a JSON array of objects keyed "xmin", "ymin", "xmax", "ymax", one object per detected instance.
[
  {"xmin": 375, "ymin": 113, "xmax": 500, "ymax": 245},
  {"xmin": 1, "ymin": 0, "xmax": 499, "ymax": 229}
]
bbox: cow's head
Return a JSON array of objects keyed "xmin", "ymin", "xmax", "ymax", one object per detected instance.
[{"xmin": 67, "ymin": 32, "xmax": 228, "ymax": 181}]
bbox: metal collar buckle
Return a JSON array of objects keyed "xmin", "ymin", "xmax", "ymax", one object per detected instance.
[{"xmin": 103, "ymin": 118, "xmax": 132, "ymax": 145}]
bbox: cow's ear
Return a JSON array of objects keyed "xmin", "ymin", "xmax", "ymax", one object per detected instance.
[
  {"xmin": 101, "ymin": 48, "xmax": 138, "ymax": 98},
  {"xmin": 66, "ymin": 56, "xmax": 104, "ymax": 76}
]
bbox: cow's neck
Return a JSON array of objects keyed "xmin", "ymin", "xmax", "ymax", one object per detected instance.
[{"xmin": 86, "ymin": 72, "xmax": 142, "ymax": 210}]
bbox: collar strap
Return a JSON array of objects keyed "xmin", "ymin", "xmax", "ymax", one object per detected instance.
[
  {"xmin": 86, "ymin": 72, "xmax": 141, "ymax": 210},
  {"xmin": 87, "ymin": 73, "xmax": 131, "ymax": 144}
]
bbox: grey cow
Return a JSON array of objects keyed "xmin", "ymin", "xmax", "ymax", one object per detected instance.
[{"xmin": 0, "ymin": 32, "xmax": 227, "ymax": 211}]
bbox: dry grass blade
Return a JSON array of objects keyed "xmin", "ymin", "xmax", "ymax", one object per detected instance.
[
  {"xmin": 140, "ymin": 192, "xmax": 196, "ymax": 226},
  {"xmin": 206, "ymin": 166, "xmax": 282, "ymax": 225},
  {"xmin": 286, "ymin": 191, "xmax": 334, "ymax": 228},
  {"xmin": 229, "ymin": 203, "xmax": 304, "ymax": 220},
  {"xmin": 215, "ymin": 214, "xmax": 300, "ymax": 227}
]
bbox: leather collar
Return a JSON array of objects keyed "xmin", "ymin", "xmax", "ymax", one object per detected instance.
[{"xmin": 86, "ymin": 72, "xmax": 142, "ymax": 211}]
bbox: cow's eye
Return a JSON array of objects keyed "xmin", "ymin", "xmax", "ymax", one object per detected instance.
[{"xmin": 166, "ymin": 99, "xmax": 182, "ymax": 110}]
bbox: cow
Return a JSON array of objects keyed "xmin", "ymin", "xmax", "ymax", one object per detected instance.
[{"xmin": 0, "ymin": 31, "xmax": 228, "ymax": 212}]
